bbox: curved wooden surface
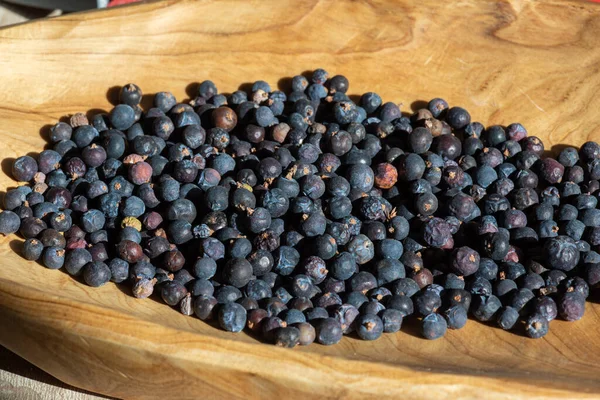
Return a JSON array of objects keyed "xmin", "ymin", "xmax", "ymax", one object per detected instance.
[{"xmin": 1, "ymin": 0, "xmax": 600, "ymax": 398}]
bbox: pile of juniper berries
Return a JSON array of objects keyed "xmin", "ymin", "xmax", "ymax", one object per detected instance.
[{"xmin": 2, "ymin": 69, "xmax": 599, "ymax": 346}]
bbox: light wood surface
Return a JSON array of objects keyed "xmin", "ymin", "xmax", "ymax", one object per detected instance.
[{"xmin": 1, "ymin": 0, "xmax": 600, "ymax": 398}]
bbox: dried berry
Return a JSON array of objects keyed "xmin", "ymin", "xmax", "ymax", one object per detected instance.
[{"xmin": 5, "ymin": 72, "xmax": 600, "ymax": 348}]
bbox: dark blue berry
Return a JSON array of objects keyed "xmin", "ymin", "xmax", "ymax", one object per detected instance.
[{"xmin": 421, "ymin": 313, "xmax": 447, "ymax": 340}]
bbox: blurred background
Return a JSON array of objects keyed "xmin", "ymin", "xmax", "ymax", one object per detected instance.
[{"xmin": 0, "ymin": 0, "xmax": 141, "ymax": 27}]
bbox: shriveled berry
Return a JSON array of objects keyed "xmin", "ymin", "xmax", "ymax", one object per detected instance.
[
  {"xmin": 558, "ymin": 292, "xmax": 585, "ymax": 321},
  {"xmin": 374, "ymin": 163, "xmax": 398, "ymax": 189},
  {"xmin": 451, "ymin": 246, "xmax": 480, "ymax": 276}
]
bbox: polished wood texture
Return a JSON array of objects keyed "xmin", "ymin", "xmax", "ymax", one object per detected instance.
[{"xmin": 1, "ymin": 0, "xmax": 600, "ymax": 398}]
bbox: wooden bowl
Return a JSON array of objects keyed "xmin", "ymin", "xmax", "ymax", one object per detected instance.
[{"xmin": 1, "ymin": 1, "xmax": 600, "ymax": 398}]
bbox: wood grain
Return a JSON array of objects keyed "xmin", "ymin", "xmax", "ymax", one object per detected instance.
[
  {"xmin": 1, "ymin": 0, "xmax": 600, "ymax": 398},
  {"xmin": 0, "ymin": 345, "xmax": 114, "ymax": 400}
]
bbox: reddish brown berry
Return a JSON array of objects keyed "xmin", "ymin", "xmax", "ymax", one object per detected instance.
[
  {"xmin": 163, "ymin": 249, "xmax": 185, "ymax": 272},
  {"xmin": 247, "ymin": 309, "xmax": 269, "ymax": 332},
  {"xmin": 411, "ymin": 268, "xmax": 434, "ymax": 289},
  {"xmin": 212, "ymin": 106, "xmax": 238, "ymax": 132},
  {"xmin": 116, "ymin": 240, "xmax": 144, "ymax": 263},
  {"xmin": 374, "ymin": 163, "xmax": 398, "ymax": 189},
  {"xmin": 142, "ymin": 211, "xmax": 163, "ymax": 230},
  {"xmin": 128, "ymin": 161, "xmax": 152, "ymax": 185}
]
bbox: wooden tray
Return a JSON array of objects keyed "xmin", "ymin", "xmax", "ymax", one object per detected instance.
[{"xmin": 1, "ymin": 1, "xmax": 600, "ymax": 398}]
